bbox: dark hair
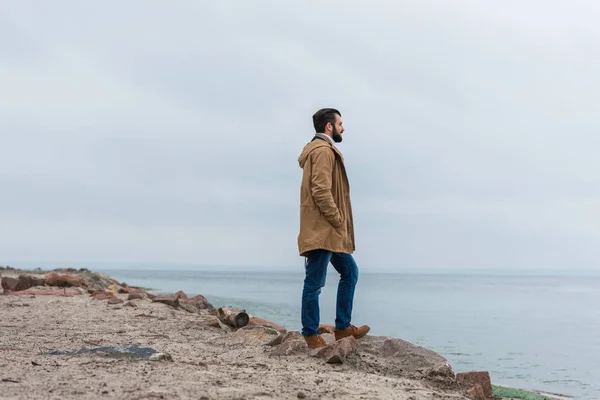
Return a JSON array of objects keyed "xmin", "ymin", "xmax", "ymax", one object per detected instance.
[{"xmin": 312, "ymin": 108, "xmax": 341, "ymax": 133}]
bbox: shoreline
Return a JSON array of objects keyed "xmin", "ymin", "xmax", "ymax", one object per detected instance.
[{"xmin": 1, "ymin": 266, "xmax": 571, "ymax": 400}]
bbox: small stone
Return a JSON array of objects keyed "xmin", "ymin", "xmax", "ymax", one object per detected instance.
[
  {"xmin": 297, "ymin": 392, "xmax": 306, "ymax": 399},
  {"xmin": 269, "ymin": 330, "xmax": 303, "ymax": 347},
  {"xmin": 232, "ymin": 326, "xmax": 281, "ymax": 345},
  {"xmin": 203, "ymin": 315, "xmax": 221, "ymax": 327},
  {"xmin": 318, "ymin": 324, "xmax": 335, "ymax": 334},
  {"xmin": 92, "ymin": 292, "xmax": 115, "ymax": 301},
  {"xmin": 247, "ymin": 317, "xmax": 286, "ymax": 333},
  {"xmin": 271, "ymin": 336, "xmax": 307, "ymax": 356},
  {"xmin": 124, "ymin": 301, "xmax": 138, "ymax": 308},
  {"xmin": 107, "ymin": 296, "xmax": 124, "ymax": 305},
  {"xmin": 128, "ymin": 292, "xmax": 145, "ymax": 301},
  {"xmin": 149, "ymin": 352, "xmax": 173, "ymax": 362},
  {"xmin": 313, "ymin": 336, "xmax": 357, "ymax": 364}
]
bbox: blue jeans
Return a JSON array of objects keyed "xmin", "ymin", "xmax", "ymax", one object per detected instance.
[{"xmin": 301, "ymin": 249, "xmax": 359, "ymax": 336}]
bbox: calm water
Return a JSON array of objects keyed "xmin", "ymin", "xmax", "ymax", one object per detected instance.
[{"xmin": 17, "ymin": 263, "xmax": 599, "ymax": 399}]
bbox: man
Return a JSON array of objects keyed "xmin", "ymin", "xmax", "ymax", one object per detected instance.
[{"xmin": 297, "ymin": 107, "xmax": 370, "ymax": 349}]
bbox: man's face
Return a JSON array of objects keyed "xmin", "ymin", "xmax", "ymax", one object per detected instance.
[{"xmin": 330, "ymin": 114, "xmax": 344, "ymax": 143}]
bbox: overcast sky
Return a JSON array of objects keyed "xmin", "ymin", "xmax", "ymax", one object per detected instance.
[{"xmin": 1, "ymin": 1, "xmax": 599, "ymax": 271}]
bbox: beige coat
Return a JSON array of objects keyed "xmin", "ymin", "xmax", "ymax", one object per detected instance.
[{"xmin": 297, "ymin": 136, "xmax": 355, "ymax": 256}]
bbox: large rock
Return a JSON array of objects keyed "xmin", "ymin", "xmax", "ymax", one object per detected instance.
[
  {"xmin": 247, "ymin": 317, "xmax": 286, "ymax": 333},
  {"xmin": 456, "ymin": 371, "xmax": 492, "ymax": 398},
  {"xmin": 313, "ymin": 336, "xmax": 357, "ymax": 364},
  {"xmin": 357, "ymin": 336, "xmax": 455, "ymax": 382},
  {"xmin": 1, "ymin": 277, "xmax": 18, "ymax": 292}
]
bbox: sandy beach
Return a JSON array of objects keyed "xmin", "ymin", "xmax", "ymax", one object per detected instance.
[{"xmin": 0, "ymin": 268, "xmax": 559, "ymax": 400}]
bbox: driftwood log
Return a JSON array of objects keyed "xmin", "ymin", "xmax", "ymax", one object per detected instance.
[{"xmin": 217, "ymin": 306, "xmax": 249, "ymax": 328}]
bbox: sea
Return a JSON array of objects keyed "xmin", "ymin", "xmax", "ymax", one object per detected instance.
[{"xmin": 8, "ymin": 263, "xmax": 600, "ymax": 399}]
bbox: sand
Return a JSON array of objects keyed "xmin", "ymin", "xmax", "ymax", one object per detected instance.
[{"xmin": 0, "ymin": 270, "xmax": 474, "ymax": 400}]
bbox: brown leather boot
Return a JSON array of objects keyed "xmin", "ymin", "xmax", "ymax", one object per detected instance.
[
  {"xmin": 303, "ymin": 334, "xmax": 327, "ymax": 349},
  {"xmin": 334, "ymin": 324, "xmax": 370, "ymax": 341}
]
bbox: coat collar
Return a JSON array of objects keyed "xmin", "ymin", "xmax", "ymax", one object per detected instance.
[{"xmin": 312, "ymin": 133, "xmax": 344, "ymax": 162}]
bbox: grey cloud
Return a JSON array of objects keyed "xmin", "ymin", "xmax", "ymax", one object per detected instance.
[{"xmin": 1, "ymin": 1, "xmax": 599, "ymax": 270}]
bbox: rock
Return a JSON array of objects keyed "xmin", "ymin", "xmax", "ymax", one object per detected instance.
[
  {"xmin": 232, "ymin": 326, "xmax": 281, "ymax": 345},
  {"xmin": 123, "ymin": 287, "xmax": 146, "ymax": 295},
  {"xmin": 106, "ymin": 284, "xmax": 121, "ymax": 295},
  {"xmin": 1, "ymin": 277, "xmax": 19, "ymax": 292},
  {"xmin": 92, "ymin": 292, "xmax": 115, "ymax": 301},
  {"xmin": 297, "ymin": 392, "xmax": 306, "ymax": 399},
  {"xmin": 189, "ymin": 294, "xmax": 215, "ymax": 311},
  {"xmin": 269, "ymin": 330, "xmax": 303, "ymax": 346},
  {"xmin": 466, "ymin": 384, "xmax": 486, "ymax": 400},
  {"xmin": 124, "ymin": 301, "xmax": 138, "ymax": 308},
  {"xmin": 312, "ymin": 336, "xmax": 357, "ymax": 364},
  {"xmin": 357, "ymin": 336, "xmax": 455, "ymax": 382},
  {"xmin": 175, "ymin": 290, "xmax": 188, "ymax": 300},
  {"xmin": 271, "ymin": 331, "xmax": 308, "ymax": 356},
  {"xmin": 456, "ymin": 371, "xmax": 492, "ymax": 398},
  {"xmin": 318, "ymin": 324, "xmax": 335, "ymax": 334},
  {"xmin": 152, "ymin": 294, "xmax": 179, "ymax": 308},
  {"xmin": 59, "ymin": 274, "xmax": 85, "ymax": 287},
  {"xmin": 204, "ymin": 315, "xmax": 222, "ymax": 328},
  {"xmin": 45, "ymin": 272, "xmax": 85, "ymax": 288},
  {"xmin": 128, "ymin": 292, "xmax": 146, "ymax": 301},
  {"xmin": 44, "ymin": 271, "xmax": 59, "ymax": 286},
  {"xmin": 178, "ymin": 299, "xmax": 200, "ymax": 313},
  {"xmin": 107, "ymin": 296, "xmax": 124, "ymax": 305},
  {"xmin": 202, "ymin": 315, "xmax": 231, "ymax": 332},
  {"xmin": 247, "ymin": 317, "xmax": 286, "ymax": 333},
  {"xmin": 149, "ymin": 352, "xmax": 173, "ymax": 362},
  {"xmin": 43, "ymin": 345, "xmax": 172, "ymax": 361},
  {"xmin": 16, "ymin": 275, "xmax": 46, "ymax": 291}
]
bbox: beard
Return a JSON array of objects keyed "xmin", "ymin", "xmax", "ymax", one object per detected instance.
[{"xmin": 332, "ymin": 125, "xmax": 343, "ymax": 143}]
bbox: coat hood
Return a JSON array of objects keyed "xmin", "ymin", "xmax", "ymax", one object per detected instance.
[{"xmin": 298, "ymin": 139, "xmax": 331, "ymax": 168}]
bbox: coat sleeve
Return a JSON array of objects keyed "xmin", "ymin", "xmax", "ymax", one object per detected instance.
[{"xmin": 310, "ymin": 147, "xmax": 344, "ymax": 228}]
